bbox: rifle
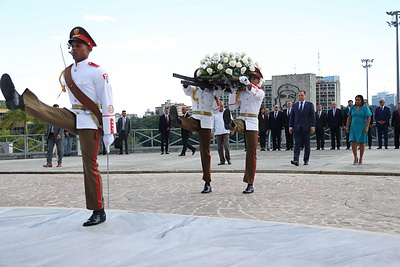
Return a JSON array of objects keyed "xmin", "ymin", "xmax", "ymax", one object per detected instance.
[{"xmin": 172, "ymin": 73, "xmax": 241, "ymax": 93}]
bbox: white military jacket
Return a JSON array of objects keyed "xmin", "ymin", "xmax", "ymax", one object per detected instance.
[
  {"xmin": 183, "ymin": 85, "xmax": 223, "ymax": 129},
  {"xmin": 62, "ymin": 59, "xmax": 115, "ymax": 135},
  {"xmin": 228, "ymin": 84, "xmax": 265, "ymax": 131}
]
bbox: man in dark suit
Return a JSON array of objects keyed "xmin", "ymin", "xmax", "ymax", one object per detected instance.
[
  {"xmin": 327, "ymin": 101, "xmax": 343, "ymax": 150},
  {"xmin": 289, "ymin": 90, "xmax": 315, "ymax": 166},
  {"xmin": 342, "ymin": 100, "xmax": 353, "ymax": 149},
  {"xmin": 159, "ymin": 107, "xmax": 171, "ymax": 154},
  {"xmin": 179, "ymin": 106, "xmax": 196, "ymax": 156},
  {"xmin": 283, "ymin": 101, "xmax": 293, "ymax": 150},
  {"xmin": 258, "ymin": 107, "xmax": 269, "ymax": 151},
  {"xmin": 364, "ymin": 99, "xmax": 374, "ymax": 149},
  {"xmin": 43, "ymin": 104, "xmax": 64, "ymax": 168},
  {"xmin": 116, "ymin": 110, "xmax": 131, "ymax": 154},
  {"xmin": 269, "ymin": 105, "xmax": 284, "ymax": 151},
  {"xmin": 315, "ymin": 104, "xmax": 327, "ymax": 150},
  {"xmin": 392, "ymin": 102, "xmax": 400, "ymax": 149},
  {"xmin": 375, "ymin": 98, "xmax": 391, "ymax": 149}
]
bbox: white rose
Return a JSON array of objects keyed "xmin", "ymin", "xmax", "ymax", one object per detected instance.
[
  {"xmin": 221, "ymin": 51, "xmax": 228, "ymax": 56},
  {"xmin": 248, "ymin": 57, "xmax": 253, "ymax": 63},
  {"xmin": 255, "ymin": 62, "xmax": 260, "ymax": 68},
  {"xmin": 206, "ymin": 60, "xmax": 212, "ymax": 66},
  {"xmin": 223, "ymin": 57, "xmax": 229, "ymax": 63},
  {"xmin": 217, "ymin": 63, "xmax": 224, "ymax": 70},
  {"xmin": 212, "ymin": 55, "xmax": 219, "ymax": 61},
  {"xmin": 196, "ymin": 69, "xmax": 203, "ymax": 77},
  {"xmin": 249, "ymin": 65, "xmax": 256, "ymax": 71},
  {"xmin": 200, "ymin": 59, "xmax": 205, "ymax": 64},
  {"xmin": 242, "ymin": 52, "xmax": 246, "ymax": 56},
  {"xmin": 242, "ymin": 58, "xmax": 249, "ymax": 65},
  {"xmin": 207, "ymin": 68, "xmax": 213, "ymax": 75},
  {"xmin": 236, "ymin": 52, "xmax": 242, "ymax": 58},
  {"xmin": 236, "ymin": 62, "xmax": 242, "ymax": 68},
  {"xmin": 226, "ymin": 68, "xmax": 233, "ymax": 75},
  {"xmin": 229, "ymin": 52, "xmax": 234, "ymax": 57},
  {"xmin": 204, "ymin": 54, "xmax": 210, "ymax": 59},
  {"xmin": 229, "ymin": 61, "xmax": 236, "ymax": 67},
  {"xmin": 241, "ymin": 67, "xmax": 247, "ymax": 74}
]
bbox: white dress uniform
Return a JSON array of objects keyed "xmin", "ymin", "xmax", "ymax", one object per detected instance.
[
  {"xmin": 228, "ymin": 84, "xmax": 265, "ymax": 131},
  {"xmin": 183, "ymin": 85, "xmax": 223, "ymax": 129},
  {"xmin": 62, "ymin": 59, "xmax": 115, "ymax": 150}
]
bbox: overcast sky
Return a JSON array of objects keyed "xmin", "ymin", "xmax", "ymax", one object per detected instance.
[{"xmin": 0, "ymin": 0, "xmax": 398, "ymax": 116}]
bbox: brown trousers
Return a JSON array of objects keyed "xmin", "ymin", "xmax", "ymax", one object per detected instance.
[
  {"xmin": 23, "ymin": 89, "xmax": 104, "ymax": 210},
  {"xmin": 180, "ymin": 117, "xmax": 211, "ymax": 182},
  {"xmin": 232, "ymin": 119, "xmax": 258, "ymax": 184}
]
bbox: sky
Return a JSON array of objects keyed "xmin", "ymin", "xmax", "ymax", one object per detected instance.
[{"xmin": 0, "ymin": 0, "xmax": 399, "ymax": 116}]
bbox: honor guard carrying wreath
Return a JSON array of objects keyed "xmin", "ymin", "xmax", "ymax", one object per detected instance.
[
  {"xmin": 173, "ymin": 52, "xmax": 264, "ymax": 194},
  {"xmin": 224, "ymin": 67, "xmax": 265, "ymax": 194},
  {"xmin": 0, "ymin": 26, "xmax": 115, "ymax": 226},
  {"xmin": 170, "ymin": 70, "xmax": 222, "ymax": 193}
]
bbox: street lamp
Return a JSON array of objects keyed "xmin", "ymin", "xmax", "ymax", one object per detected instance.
[
  {"xmin": 387, "ymin": 11, "xmax": 400, "ymax": 103},
  {"xmin": 361, "ymin": 59, "xmax": 373, "ymax": 102}
]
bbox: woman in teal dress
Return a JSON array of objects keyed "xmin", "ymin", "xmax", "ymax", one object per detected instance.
[{"xmin": 345, "ymin": 95, "xmax": 372, "ymax": 165}]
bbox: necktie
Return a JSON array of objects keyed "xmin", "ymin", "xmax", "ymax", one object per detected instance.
[
  {"xmin": 122, "ymin": 117, "xmax": 126, "ymax": 130},
  {"xmin": 274, "ymin": 111, "xmax": 277, "ymax": 118},
  {"xmin": 333, "ymin": 108, "xmax": 336, "ymax": 117},
  {"xmin": 166, "ymin": 115, "xmax": 169, "ymax": 125},
  {"xmin": 382, "ymin": 106, "xmax": 384, "ymax": 111},
  {"xmin": 319, "ymin": 111, "xmax": 321, "ymax": 118},
  {"xmin": 299, "ymin": 102, "xmax": 303, "ymax": 111}
]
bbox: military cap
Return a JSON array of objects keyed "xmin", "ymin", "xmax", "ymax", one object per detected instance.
[
  {"xmin": 68, "ymin": 26, "xmax": 97, "ymax": 49},
  {"xmin": 247, "ymin": 67, "xmax": 263, "ymax": 79}
]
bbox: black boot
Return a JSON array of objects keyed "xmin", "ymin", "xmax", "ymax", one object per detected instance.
[
  {"xmin": 83, "ymin": 208, "xmax": 106, "ymax": 227},
  {"xmin": 201, "ymin": 182, "xmax": 212, "ymax": 194},
  {"xmin": 0, "ymin": 73, "xmax": 24, "ymax": 110},
  {"xmin": 242, "ymin": 184, "xmax": 254, "ymax": 194},
  {"xmin": 223, "ymin": 108, "xmax": 233, "ymax": 130}
]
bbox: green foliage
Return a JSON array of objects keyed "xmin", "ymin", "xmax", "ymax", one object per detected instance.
[
  {"xmin": 130, "ymin": 115, "xmax": 159, "ymax": 129},
  {"xmin": 0, "ymin": 110, "xmax": 45, "ymax": 134}
]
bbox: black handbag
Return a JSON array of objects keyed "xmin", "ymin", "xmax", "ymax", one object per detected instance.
[{"xmin": 114, "ymin": 137, "xmax": 122, "ymax": 149}]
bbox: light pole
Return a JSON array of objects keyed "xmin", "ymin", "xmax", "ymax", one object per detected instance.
[
  {"xmin": 387, "ymin": 11, "xmax": 400, "ymax": 103},
  {"xmin": 361, "ymin": 59, "xmax": 373, "ymax": 102}
]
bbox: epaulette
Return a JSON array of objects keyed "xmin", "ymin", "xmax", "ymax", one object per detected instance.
[{"xmin": 88, "ymin": 62, "xmax": 100, "ymax": 68}]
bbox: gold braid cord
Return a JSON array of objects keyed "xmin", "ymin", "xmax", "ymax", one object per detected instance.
[
  {"xmin": 235, "ymin": 90, "xmax": 243, "ymax": 106},
  {"xmin": 192, "ymin": 87, "xmax": 199, "ymax": 104},
  {"xmin": 58, "ymin": 69, "xmax": 66, "ymax": 92}
]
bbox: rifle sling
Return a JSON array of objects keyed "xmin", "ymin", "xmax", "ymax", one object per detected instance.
[{"xmin": 64, "ymin": 65, "xmax": 102, "ymax": 126}]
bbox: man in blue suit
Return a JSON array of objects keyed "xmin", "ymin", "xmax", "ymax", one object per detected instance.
[
  {"xmin": 289, "ymin": 90, "xmax": 315, "ymax": 166},
  {"xmin": 375, "ymin": 98, "xmax": 391, "ymax": 149}
]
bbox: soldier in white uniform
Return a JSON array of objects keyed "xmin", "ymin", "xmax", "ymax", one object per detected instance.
[
  {"xmin": 225, "ymin": 68, "xmax": 265, "ymax": 194},
  {"xmin": 171, "ymin": 84, "xmax": 222, "ymax": 193},
  {"xmin": 0, "ymin": 26, "xmax": 115, "ymax": 226}
]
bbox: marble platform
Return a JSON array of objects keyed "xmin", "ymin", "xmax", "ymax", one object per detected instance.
[{"xmin": 1, "ymin": 208, "xmax": 400, "ymax": 266}]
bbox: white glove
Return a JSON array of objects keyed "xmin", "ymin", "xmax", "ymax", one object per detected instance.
[
  {"xmin": 102, "ymin": 134, "xmax": 114, "ymax": 153},
  {"xmin": 239, "ymin": 76, "xmax": 250, "ymax": 85}
]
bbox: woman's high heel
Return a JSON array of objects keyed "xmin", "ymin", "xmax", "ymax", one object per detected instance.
[
  {"xmin": 358, "ymin": 158, "xmax": 363, "ymax": 165},
  {"xmin": 353, "ymin": 157, "xmax": 359, "ymax": 165}
]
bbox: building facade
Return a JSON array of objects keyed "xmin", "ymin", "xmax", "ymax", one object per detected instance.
[
  {"xmin": 372, "ymin": 91, "xmax": 397, "ymax": 106},
  {"xmin": 315, "ymin": 76, "xmax": 341, "ymax": 112}
]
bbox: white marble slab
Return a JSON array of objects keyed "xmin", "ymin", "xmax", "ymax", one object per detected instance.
[{"xmin": 0, "ymin": 208, "xmax": 400, "ymax": 266}]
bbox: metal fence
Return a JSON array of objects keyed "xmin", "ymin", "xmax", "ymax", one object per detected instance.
[{"xmin": 0, "ymin": 126, "xmax": 395, "ymax": 159}]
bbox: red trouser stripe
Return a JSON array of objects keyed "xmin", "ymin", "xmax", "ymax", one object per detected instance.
[{"xmin": 93, "ymin": 131, "xmax": 102, "ymax": 210}]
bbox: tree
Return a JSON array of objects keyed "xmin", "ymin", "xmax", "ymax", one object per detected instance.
[{"xmin": 0, "ymin": 110, "xmax": 45, "ymax": 134}]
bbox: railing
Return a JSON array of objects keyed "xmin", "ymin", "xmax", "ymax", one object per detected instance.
[{"xmin": 0, "ymin": 126, "xmax": 395, "ymax": 158}]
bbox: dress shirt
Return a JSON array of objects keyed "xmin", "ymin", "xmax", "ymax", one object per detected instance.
[{"xmin": 213, "ymin": 110, "xmax": 231, "ymax": 135}]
